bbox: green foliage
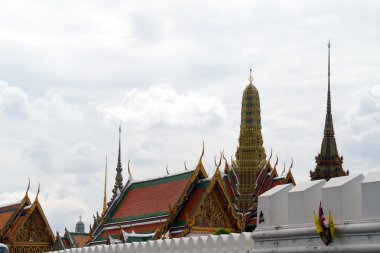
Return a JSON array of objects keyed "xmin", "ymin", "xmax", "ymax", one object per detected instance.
[{"xmin": 214, "ymin": 228, "xmax": 230, "ymax": 235}]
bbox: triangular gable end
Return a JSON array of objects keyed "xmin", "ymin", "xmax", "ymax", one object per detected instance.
[
  {"xmin": 173, "ymin": 172, "xmax": 243, "ymax": 237},
  {"xmin": 10, "ymin": 199, "xmax": 55, "ymax": 247}
]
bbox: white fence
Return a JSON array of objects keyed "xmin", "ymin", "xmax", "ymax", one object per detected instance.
[{"xmin": 48, "ymin": 233, "xmax": 252, "ymax": 253}]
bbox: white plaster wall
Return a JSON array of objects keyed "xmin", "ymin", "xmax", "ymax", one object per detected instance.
[
  {"xmin": 322, "ymin": 174, "xmax": 364, "ymax": 221},
  {"xmin": 257, "ymin": 184, "xmax": 293, "ymax": 228},
  {"xmin": 362, "ymin": 171, "xmax": 380, "ymax": 219},
  {"xmin": 288, "ymin": 180, "xmax": 326, "ymax": 224}
]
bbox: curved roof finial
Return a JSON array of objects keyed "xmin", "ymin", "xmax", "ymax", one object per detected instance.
[
  {"xmin": 217, "ymin": 151, "xmax": 223, "ymax": 169},
  {"xmin": 166, "ymin": 165, "xmax": 169, "ymax": 175},
  {"xmin": 268, "ymin": 148, "xmax": 273, "ymax": 162},
  {"xmin": 289, "ymin": 157, "xmax": 294, "ymax": 171},
  {"xmin": 248, "ymin": 66, "xmax": 254, "ymax": 84},
  {"xmin": 25, "ymin": 178, "xmax": 30, "ymax": 198},
  {"xmin": 281, "ymin": 162, "xmax": 286, "ymax": 176},
  {"xmin": 128, "ymin": 160, "xmax": 131, "ymax": 176},
  {"xmin": 35, "ymin": 182, "xmax": 40, "ymax": 201},
  {"xmin": 184, "ymin": 161, "xmax": 188, "ymax": 171},
  {"xmin": 198, "ymin": 141, "xmax": 205, "ymax": 165},
  {"xmin": 273, "ymin": 156, "xmax": 279, "ymax": 171},
  {"xmin": 214, "ymin": 156, "xmax": 217, "ymax": 167}
]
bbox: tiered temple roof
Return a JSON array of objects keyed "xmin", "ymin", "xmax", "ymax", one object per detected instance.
[{"xmin": 89, "ymin": 146, "xmax": 243, "ymax": 245}]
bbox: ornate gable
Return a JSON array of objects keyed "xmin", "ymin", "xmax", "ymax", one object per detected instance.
[
  {"xmin": 194, "ymin": 190, "xmax": 232, "ymax": 229},
  {"xmin": 8, "ymin": 200, "xmax": 55, "ymax": 253},
  {"xmin": 14, "ymin": 207, "xmax": 51, "ymax": 243}
]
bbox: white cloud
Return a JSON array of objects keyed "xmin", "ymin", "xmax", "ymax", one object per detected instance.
[{"xmin": 97, "ymin": 84, "xmax": 227, "ymax": 129}]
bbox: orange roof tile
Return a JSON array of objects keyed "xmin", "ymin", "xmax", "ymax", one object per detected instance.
[
  {"xmin": 0, "ymin": 203, "xmax": 20, "ymax": 230},
  {"xmin": 111, "ymin": 172, "xmax": 193, "ymax": 221}
]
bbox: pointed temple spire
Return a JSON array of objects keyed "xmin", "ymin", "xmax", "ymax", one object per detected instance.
[
  {"xmin": 235, "ymin": 67, "xmax": 266, "ymax": 212},
  {"xmin": 102, "ymin": 156, "xmax": 108, "ymax": 217},
  {"xmin": 111, "ymin": 125, "xmax": 124, "ymax": 201},
  {"xmin": 310, "ymin": 41, "xmax": 348, "ymax": 181}
]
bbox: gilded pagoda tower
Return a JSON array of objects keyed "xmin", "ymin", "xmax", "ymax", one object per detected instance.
[
  {"xmin": 235, "ymin": 68, "xmax": 266, "ymax": 212},
  {"xmin": 310, "ymin": 41, "xmax": 348, "ymax": 181}
]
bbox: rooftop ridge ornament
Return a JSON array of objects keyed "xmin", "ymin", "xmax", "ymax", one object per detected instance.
[
  {"xmin": 198, "ymin": 141, "xmax": 205, "ymax": 166},
  {"xmin": 35, "ymin": 182, "xmax": 40, "ymax": 201},
  {"xmin": 127, "ymin": 160, "xmax": 131, "ymax": 176},
  {"xmin": 166, "ymin": 165, "xmax": 169, "ymax": 175},
  {"xmin": 184, "ymin": 161, "xmax": 188, "ymax": 171},
  {"xmin": 248, "ymin": 67, "xmax": 254, "ymax": 84},
  {"xmin": 24, "ymin": 178, "xmax": 30, "ymax": 198}
]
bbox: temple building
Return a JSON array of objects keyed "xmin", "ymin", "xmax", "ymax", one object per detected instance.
[
  {"xmin": 310, "ymin": 42, "xmax": 349, "ymax": 181},
  {"xmin": 53, "ymin": 216, "xmax": 90, "ymax": 250},
  {"xmin": 234, "ymin": 68, "xmax": 267, "ymax": 213},
  {"xmin": 87, "ymin": 138, "xmax": 243, "ymax": 245},
  {"xmin": 0, "ymin": 183, "xmax": 55, "ymax": 253}
]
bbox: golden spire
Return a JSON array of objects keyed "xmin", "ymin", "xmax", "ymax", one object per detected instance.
[{"xmin": 102, "ymin": 156, "xmax": 108, "ymax": 217}]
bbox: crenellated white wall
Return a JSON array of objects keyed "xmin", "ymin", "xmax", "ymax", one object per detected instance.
[{"xmin": 46, "ymin": 233, "xmax": 252, "ymax": 253}]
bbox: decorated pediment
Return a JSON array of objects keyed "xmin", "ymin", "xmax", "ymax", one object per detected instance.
[
  {"xmin": 194, "ymin": 190, "xmax": 232, "ymax": 229},
  {"xmin": 14, "ymin": 207, "xmax": 53, "ymax": 243}
]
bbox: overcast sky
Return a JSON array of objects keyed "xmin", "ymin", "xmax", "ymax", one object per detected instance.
[{"xmin": 0, "ymin": 0, "xmax": 379, "ymax": 233}]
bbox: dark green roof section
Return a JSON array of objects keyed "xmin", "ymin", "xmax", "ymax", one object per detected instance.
[
  {"xmin": 129, "ymin": 170, "xmax": 194, "ymax": 190},
  {"xmin": 111, "ymin": 211, "xmax": 168, "ymax": 223}
]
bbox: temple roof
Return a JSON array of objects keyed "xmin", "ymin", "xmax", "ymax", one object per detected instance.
[
  {"xmin": 0, "ymin": 202, "xmax": 21, "ymax": 231},
  {"xmin": 109, "ymin": 170, "xmax": 195, "ymax": 222},
  {"xmin": 0, "ymin": 189, "xmax": 55, "ymax": 245}
]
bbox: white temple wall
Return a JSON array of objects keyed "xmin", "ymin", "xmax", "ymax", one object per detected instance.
[
  {"xmin": 288, "ymin": 180, "xmax": 326, "ymax": 224},
  {"xmin": 362, "ymin": 171, "xmax": 380, "ymax": 219},
  {"xmin": 322, "ymin": 174, "xmax": 364, "ymax": 221},
  {"xmin": 257, "ymin": 184, "xmax": 293, "ymax": 228}
]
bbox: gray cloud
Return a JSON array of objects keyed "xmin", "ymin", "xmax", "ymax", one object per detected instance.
[{"xmin": 0, "ymin": 0, "xmax": 379, "ymax": 233}]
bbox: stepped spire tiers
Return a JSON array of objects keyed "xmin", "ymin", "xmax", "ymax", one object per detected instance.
[
  {"xmin": 235, "ymin": 68, "xmax": 267, "ymax": 212},
  {"xmin": 310, "ymin": 41, "xmax": 348, "ymax": 181},
  {"xmin": 111, "ymin": 125, "xmax": 123, "ymax": 201}
]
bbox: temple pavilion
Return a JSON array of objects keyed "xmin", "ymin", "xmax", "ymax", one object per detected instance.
[{"xmin": 87, "ymin": 135, "xmax": 243, "ymax": 245}]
